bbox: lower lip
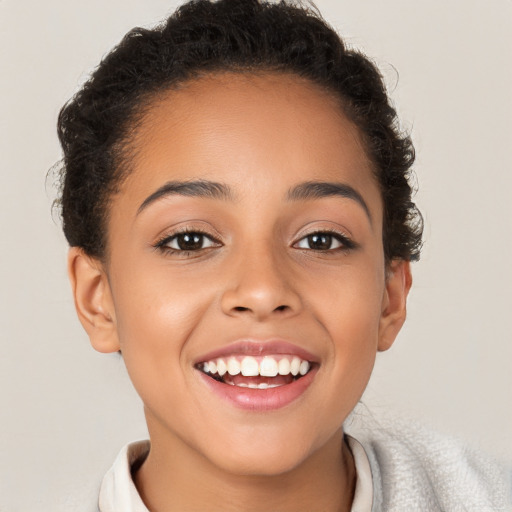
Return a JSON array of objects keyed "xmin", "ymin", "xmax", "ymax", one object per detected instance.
[{"xmin": 198, "ymin": 367, "xmax": 318, "ymax": 411}]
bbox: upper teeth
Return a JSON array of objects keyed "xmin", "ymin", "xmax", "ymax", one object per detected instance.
[{"xmin": 201, "ymin": 355, "xmax": 310, "ymax": 377}]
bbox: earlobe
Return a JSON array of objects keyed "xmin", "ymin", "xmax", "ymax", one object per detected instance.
[
  {"xmin": 67, "ymin": 247, "xmax": 120, "ymax": 353},
  {"xmin": 377, "ymin": 259, "xmax": 412, "ymax": 352}
]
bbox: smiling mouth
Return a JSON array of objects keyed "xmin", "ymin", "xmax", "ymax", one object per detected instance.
[{"xmin": 196, "ymin": 355, "xmax": 314, "ymax": 389}]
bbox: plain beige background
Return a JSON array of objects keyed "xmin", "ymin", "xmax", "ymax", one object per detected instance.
[{"xmin": 1, "ymin": 0, "xmax": 511, "ymax": 510}]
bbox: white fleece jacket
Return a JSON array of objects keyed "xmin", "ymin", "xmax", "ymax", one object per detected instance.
[{"xmin": 344, "ymin": 410, "xmax": 511, "ymax": 511}]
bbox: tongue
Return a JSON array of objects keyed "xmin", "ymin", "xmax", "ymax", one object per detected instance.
[{"xmin": 224, "ymin": 374, "xmax": 294, "ymax": 386}]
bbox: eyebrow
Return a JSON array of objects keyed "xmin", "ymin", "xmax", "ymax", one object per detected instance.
[
  {"xmin": 287, "ymin": 181, "xmax": 372, "ymax": 223},
  {"xmin": 137, "ymin": 179, "xmax": 234, "ymax": 214},
  {"xmin": 137, "ymin": 178, "xmax": 371, "ymax": 223}
]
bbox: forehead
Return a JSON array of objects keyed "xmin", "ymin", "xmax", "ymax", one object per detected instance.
[{"xmin": 116, "ymin": 72, "xmax": 381, "ymax": 219}]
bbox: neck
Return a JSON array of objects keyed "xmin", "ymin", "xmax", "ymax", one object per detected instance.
[{"xmin": 134, "ymin": 420, "xmax": 356, "ymax": 512}]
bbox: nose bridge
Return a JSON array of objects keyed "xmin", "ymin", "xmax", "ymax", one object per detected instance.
[{"xmin": 220, "ymin": 238, "xmax": 301, "ymax": 319}]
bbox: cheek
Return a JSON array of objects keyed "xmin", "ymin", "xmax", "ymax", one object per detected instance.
[
  {"xmin": 310, "ymin": 259, "xmax": 385, "ymax": 333},
  {"xmin": 110, "ymin": 265, "xmax": 215, "ymax": 388},
  {"xmin": 113, "ymin": 258, "xmax": 211, "ymax": 335},
  {"xmin": 310, "ymin": 263, "xmax": 385, "ymax": 385},
  {"xmin": 110, "ymin": 278, "xmax": 217, "ymax": 438}
]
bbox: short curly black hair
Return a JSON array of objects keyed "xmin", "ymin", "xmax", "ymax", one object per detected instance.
[{"xmin": 57, "ymin": 0, "xmax": 423, "ymax": 262}]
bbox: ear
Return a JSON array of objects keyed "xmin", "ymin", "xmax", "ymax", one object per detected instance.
[
  {"xmin": 377, "ymin": 259, "xmax": 412, "ymax": 352},
  {"xmin": 67, "ymin": 247, "xmax": 120, "ymax": 353}
]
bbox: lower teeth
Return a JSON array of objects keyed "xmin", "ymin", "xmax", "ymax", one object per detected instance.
[
  {"xmin": 228, "ymin": 382, "xmax": 283, "ymax": 389},
  {"xmin": 213, "ymin": 374, "xmax": 301, "ymax": 388}
]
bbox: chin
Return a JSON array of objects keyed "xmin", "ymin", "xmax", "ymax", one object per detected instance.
[
  {"xmin": 213, "ymin": 447, "xmax": 310, "ymax": 478},
  {"xmin": 199, "ymin": 425, "xmax": 325, "ymax": 478}
]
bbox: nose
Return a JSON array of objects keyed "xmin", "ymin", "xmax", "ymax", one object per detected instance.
[{"xmin": 220, "ymin": 246, "xmax": 302, "ymax": 321}]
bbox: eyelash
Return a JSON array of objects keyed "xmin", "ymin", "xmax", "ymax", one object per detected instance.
[
  {"xmin": 154, "ymin": 228, "xmax": 222, "ymax": 256},
  {"xmin": 153, "ymin": 228, "xmax": 356, "ymax": 256},
  {"xmin": 293, "ymin": 229, "xmax": 357, "ymax": 253}
]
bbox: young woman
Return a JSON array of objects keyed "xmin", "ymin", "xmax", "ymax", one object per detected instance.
[{"xmin": 57, "ymin": 0, "xmax": 510, "ymax": 510}]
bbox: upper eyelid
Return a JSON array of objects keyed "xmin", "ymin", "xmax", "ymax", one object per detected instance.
[
  {"xmin": 292, "ymin": 219, "xmax": 353, "ymax": 237},
  {"xmin": 154, "ymin": 226, "xmax": 222, "ymax": 247},
  {"xmin": 293, "ymin": 227, "xmax": 351, "ymax": 242}
]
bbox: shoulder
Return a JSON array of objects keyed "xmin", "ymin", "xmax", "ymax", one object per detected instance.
[{"xmin": 345, "ymin": 407, "xmax": 512, "ymax": 512}]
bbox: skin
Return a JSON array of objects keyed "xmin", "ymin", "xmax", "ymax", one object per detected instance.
[{"xmin": 68, "ymin": 73, "xmax": 411, "ymax": 512}]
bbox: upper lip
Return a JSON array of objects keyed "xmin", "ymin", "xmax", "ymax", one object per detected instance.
[{"xmin": 194, "ymin": 339, "xmax": 319, "ymax": 364}]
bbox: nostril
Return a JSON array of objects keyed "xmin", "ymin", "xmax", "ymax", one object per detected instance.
[
  {"xmin": 274, "ymin": 305, "xmax": 288, "ymax": 312},
  {"xmin": 234, "ymin": 306, "xmax": 249, "ymax": 312}
]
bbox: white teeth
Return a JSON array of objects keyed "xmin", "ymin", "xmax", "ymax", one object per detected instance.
[
  {"xmin": 240, "ymin": 356, "xmax": 259, "ymax": 377},
  {"xmin": 278, "ymin": 358, "xmax": 291, "ymax": 375},
  {"xmin": 216, "ymin": 358, "xmax": 227, "ymax": 376},
  {"xmin": 290, "ymin": 357, "xmax": 301, "ymax": 376},
  {"xmin": 200, "ymin": 354, "xmax": 312, "ymax": 379},
  {"xmin": 299, "ymin": 360, "xmax": 310, "ymax": 375},
  {"xmin": 260, "ymin": 356, "xmax": 278, "ymax": 377},
  {"xmin": 235, "ymin": 382, "xmax": 282, "ymax": 389},
  {"xmin": 227, "ymin": 357, "xmax": 241, "ymax": 376}
]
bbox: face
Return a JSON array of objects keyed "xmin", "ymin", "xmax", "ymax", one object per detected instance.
[{"xmin": 71, "ymin": 73, "xmax": 410, "ymax": 476}]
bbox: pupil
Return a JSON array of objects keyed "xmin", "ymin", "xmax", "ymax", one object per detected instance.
[
  {"xmin": 177, "ymin": 233, "xmax": 203, "ymax": 250},
  {"xmin": 308, "ymin": 234, "xmax": 331, "ymax": 250}
]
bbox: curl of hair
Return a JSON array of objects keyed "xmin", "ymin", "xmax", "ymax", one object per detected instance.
[{"xmin": 57, "ymin": 0, "xmax": 423, "ymax": 261}]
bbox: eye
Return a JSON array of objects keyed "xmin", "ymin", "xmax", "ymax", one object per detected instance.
[
  {"xmin": 294, "ymin": 231, "xmax": 353, "ymax": 251},
  {"xmin": 156, "ymin": 231, "xmax": 220, "ymax": 252}
]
